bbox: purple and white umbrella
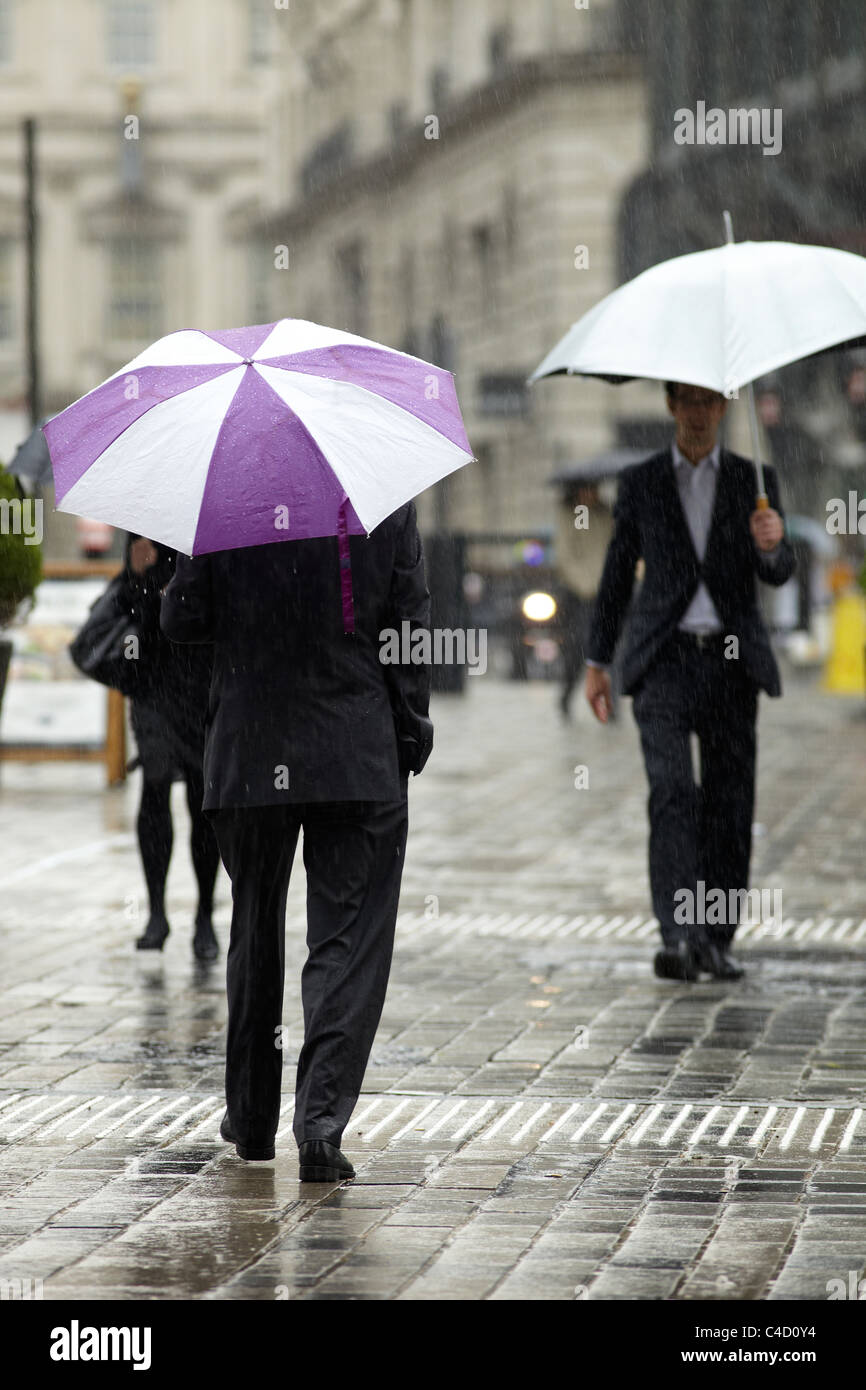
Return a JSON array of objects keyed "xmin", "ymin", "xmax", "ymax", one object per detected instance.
[{"xmin": 46, "ymin": 318, "xmax": 473, "ymax": 554}]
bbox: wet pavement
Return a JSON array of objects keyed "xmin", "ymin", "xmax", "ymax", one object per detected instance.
[{"xmin": 1, "ymin": 669, "xmax": 866, "ymax": 1301}]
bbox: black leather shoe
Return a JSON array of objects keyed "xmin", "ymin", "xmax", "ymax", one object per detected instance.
[
  {"xmin": 696, "ymin": 943, "xmax": 745, "ymax": 980},
  {"xmin": 298, "ymin": 1140, "xmax": 355, "ymax": 1183},
  {"xmin": 219, "ymin": 1113, "xmax": 275, "ymax": 1162},
  {"xmin": 653, "ymin": 939, "xmax": 700, "ymax": 982},
  {"xmin": 192, "ymin": 914, "xmax": 218, "ymax": 961},
  {"xmin": 136, "ymin": 915, "xmax": 170, "ymax": 950}
]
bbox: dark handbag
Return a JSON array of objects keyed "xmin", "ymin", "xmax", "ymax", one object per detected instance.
[{"xmin": 69, "ymin": 573, "xmax": 153, "ymax": 698}]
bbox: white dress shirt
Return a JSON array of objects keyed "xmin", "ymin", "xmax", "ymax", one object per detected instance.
[
  {"xmin": 672, "ymin": 440, "xmax": 724, "ymax": 634},
  {"xmin": 586, "ymin": 439, "xmax": 782, "ymax": 670}
]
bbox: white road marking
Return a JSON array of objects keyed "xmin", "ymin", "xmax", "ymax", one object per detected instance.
[
  {"xmin": 628, "ymin": 1103, "xmax": 663, "ymax": 1145},
  {"xmin": 718, "ymin": 1105, "xmax": 750, "ymax": 1147},
  {"xmin": 571, "ymin": 1103, "xmax": 608, "ymax": 1143},
  {"xmin": 600, "ymin": 1104, "xmax": 636, "ymax": 1143},
  {"xmin": 0, "ymin": 1095, "xmax": 51, "ymax": 1126},
  {"xmin": 4, "ymin": 834, "xmax": 135, "ymax": 885},
  {"xmin": 451, "ymin": 1100, "xmax": 495, "ymax": 1140},
  {"xmin": 840, "ymin": 1109, "xmax": 863, "ymax": 1152},
  {"xmin": 153, "ymin": 1096, "xmax": 220, "ymax": 1140},
  {"xmin": 186, "ymin": 1104, "xmax": 230, "ymax": 1140},
  {"xmin": 658, "ymin": 1105, "xmax": 692, "ymax": 1145},
  {"xmin": 748, "ymin": 1105, "xmax": 778, "ymax": 1147},
  {"xmin": 389, "ymin": 1099, "xmax": 440, "ymax": 1144},
  {"xmin": 479, "ymin": 1101, "xmax": 523, "ymax": 1143},
  {"xmin": 36, "ymin": 1095, "xmax": 107, "ymax": 1137},
  {"xmin": 65, "ymin": 1096, "xmax": 133, "ymax": 1137},
  {"xmin": 614, "ymin": 915, "xmax": 645, "ymax": 938},
  {"xmin": 275, "ymin": 1102, "xmax": 297, "ymax": 1140},
  {"xmin": 538, "ymin": 1102, "xmax": 582, "ymax": 1143},
  {"xmin": 512, "ymin": 1102, "xmax": 551, "ymax": 1144},
  {"xmin": 347, "ymin": 1098, "xmax": 382, "ymax": 1134},
  {"xmin": 7, "ymin": 1095, "xmax": 84, "ymax": 1138},
  {"xmin": 553, "ymin": 916, "xmax": 587, "ymax": 938},
  {"xmin": 95, "ymin": 1094, "xmax": 165, "ymax": 1138},
  {"xmin": 422, "ymin": 1101, "xmax": 465, "ymax": 1139},
  {"xmin": 808, "ymin": 1108, "xmax": 835, "ymax": 1150},
  {"xmin": 686, "ymin": 1105, "xmax": 721, "ymax": 1146},
  {"xmin": 360, "ymin": 1097, "xmax": 413, "ymax": 1142},
  {"xmin": 779, "ymin": 1106, "xmax": 806, "ymax": 1150},
  {"xmin": 595, "ymin": 916, "xmax": 626, "ymax": 939},
  {"xmin": 127, "ymin": 1095, "xmax": 189, "ymax": 1137}
]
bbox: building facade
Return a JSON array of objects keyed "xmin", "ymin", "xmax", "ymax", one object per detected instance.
[
  {"xmin": 255, "ymin": 0, "xmax": 651, "ymax": 537},
  {"xmin": 0, "ymin": 0, "xmax": 285, "ymax": 554}
]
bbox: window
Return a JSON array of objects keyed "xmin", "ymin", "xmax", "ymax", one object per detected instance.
[
  {"xmin": 106, "ymin": 0, "xmax": 155, "ymax": 69},
  {"xmin": 388, "ymin": 101, "xmax": 409, "ymax": 141},
  {"xmin": 0, "ymin": 241, "xmax": 13, "ymax": 340},
  {"xmin": 0, "ymin": 0, "xmax": 12, "ymax": 66},
  {"xmin": 248, "ymin": 0, "xmax": 273, "ymax": 66},
  {"xmin": 107, "ymin": 240, "xmax": 162, "ymax": 342},
  {"xmin": 471, "ymin": 221, "xmax": 496, "ymax": 315},
  {"xmin": 488, "ymin": 25, "xmax": 511, "ymax": 75},
  {"xmin": 248, "ymin": 242, "xmax": 272, "ymax": 323},
  {"xmin": 335, "ymin": 240, "xmax": 367, "ymax": 336},
  {"xmin": 429, "ymin": 65, "xmax": 450, "ymax": 110}
]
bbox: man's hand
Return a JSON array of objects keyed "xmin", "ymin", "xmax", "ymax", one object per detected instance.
[
  {"xmin": 749, "ymin": 506, "xmax": 784, "ymax": 552},
  {"xmin": 586, "ymin": 666, "xmax": 613, "ymax": 724},
  {"xmin": 129, "ymin": 537, "xmax": 158, "ymax": 574}
]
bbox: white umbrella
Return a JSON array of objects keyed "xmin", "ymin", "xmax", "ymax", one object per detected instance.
[
  {"xmin": 530, "ymin": 238, "xmax": 866, "ymax": 397},
  {"xmin": 530, "ymin": 218, "xmax": 866, "ymax": 503}
]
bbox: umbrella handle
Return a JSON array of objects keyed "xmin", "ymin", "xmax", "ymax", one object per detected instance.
[{"xmin": 755, "ymin": 494, "xmax": 769, "ymax": 511}]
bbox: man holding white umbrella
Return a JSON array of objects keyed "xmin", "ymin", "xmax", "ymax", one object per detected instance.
[
  {"xmin": 531, "ymin": 225, "xmax": 866, "ymax": 981},
  {"xmin": 584, "ymin": 381, "xmax": 793, "ymax": 981}
]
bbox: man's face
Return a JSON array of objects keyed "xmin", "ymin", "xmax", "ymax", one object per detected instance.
[{"xmin": 667, "ymin": 384, "xmax": 727, "ymax": 453}]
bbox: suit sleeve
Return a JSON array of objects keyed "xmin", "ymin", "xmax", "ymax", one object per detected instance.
[
  {"xmin": 159, "ymin": 552, "xmax": 216, "ymax": 644},
  {"xmin": 753, "ymin": 465, "xmax": 796, "ymax": 587},
  {"xmin": 383, "ymin": 502, "xmax": 433, "ymax": 777},
  {"xmin": 586, "ymin": 470, "xmax": 641, "ymax": 666}
]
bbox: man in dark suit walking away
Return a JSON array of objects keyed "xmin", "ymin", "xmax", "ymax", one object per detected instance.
[
  {"xmin": 160, "ymin": 502, "xmax": 432, "ymax": 1179},
  {"xmin": 584, "ymin": 383, "xmax": 795, "ymax": 982}
]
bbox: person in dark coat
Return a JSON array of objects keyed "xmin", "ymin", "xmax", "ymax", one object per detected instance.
[
  {"xmin": 160, "ymin": 501, "xmax": 432, "ymax": 1181},
  {"xmin": 585, "ymin": 383, "xmax": 795, "ymax": 982},
  {"xmin": 122, "ymin": 533, "xmax": 220, "ymax": 960}
]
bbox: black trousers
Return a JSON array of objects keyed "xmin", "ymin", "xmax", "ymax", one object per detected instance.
[
  {"xmin": 631, "ymin": 633, "xmax": 758, "ymax": 948},
  {"xmin": 209, "ymin": 788, "xmax": 408, "ymax": 1151}
]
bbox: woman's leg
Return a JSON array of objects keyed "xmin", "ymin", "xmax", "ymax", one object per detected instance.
[
  {"xmin": 136, "ymin": 775, "xmax": 173, "ymax": 948},
  {"xmin": 186, "ymin": 768, "xmax": 220, "ymax": 959}
]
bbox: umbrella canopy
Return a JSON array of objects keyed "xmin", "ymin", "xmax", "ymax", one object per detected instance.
[
  {"xmin": 530, "ymin": 240, "xmax": 866, "ymax": 396},
  {"xmin": 547, "ymin": 447, "xmax": 653, "ymax": 489},
  {"xmin": 46, "ymin": 319, "xmax": 474, "ymax": 555}
]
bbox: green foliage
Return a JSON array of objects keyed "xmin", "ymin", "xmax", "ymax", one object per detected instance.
[{"xmin": 0, "ymin": 464, "xmax": 43, "ymax": 627}]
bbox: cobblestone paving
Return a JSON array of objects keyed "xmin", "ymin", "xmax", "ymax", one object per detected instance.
[{"xmin": 1, "ymin": 671, "xmax": 865, "ymax": 1300}]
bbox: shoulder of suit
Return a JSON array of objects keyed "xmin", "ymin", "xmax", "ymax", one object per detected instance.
[
  {"xmin": 720, "ymin": 448, "xmax": 777, "ymax": 483},
  {"xmin": 621, "ymin": 448, "xmax": 673, "ymax": 487}
]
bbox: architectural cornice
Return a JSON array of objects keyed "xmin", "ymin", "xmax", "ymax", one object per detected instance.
[{"xmin": 256, "ymin": 50, "xmax": 643, "ymax": 237}]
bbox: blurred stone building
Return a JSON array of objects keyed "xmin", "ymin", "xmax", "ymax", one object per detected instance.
[
  {"xmin": 0, "ymin": 0, "xmax": 284, "ymax": 555},
  {"xmin": 620, "ymin": 1, "xmax": 866, "ymax": 519},
  {"xmin": 254, "ymin": 0, "xmax": 651, "ymax": 536}
]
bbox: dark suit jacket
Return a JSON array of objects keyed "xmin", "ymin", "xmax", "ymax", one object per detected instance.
[
  {"xmin": 586, "ymin": 447, "xmax": 796, "ymax": 697},
  {"xmin": 159, "ymin": 502, "xmax": 432, "ymax": 810}
]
